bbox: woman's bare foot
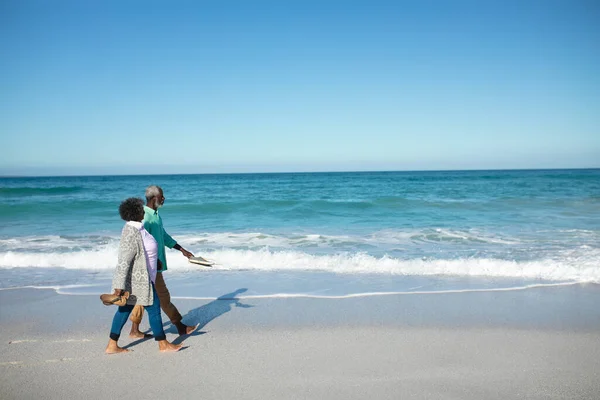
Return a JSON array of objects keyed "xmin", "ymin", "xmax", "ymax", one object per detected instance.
[
  {"xmin": 157, "ymin": 340, "xmax": 182, "ymax": 352},
  {"xmin": 129, "ymin": 323, "xmax": 153, "ymax": 339},
  {"xmin": 105, "ymin": 339, "xmax": 131, "ymax": 354}
]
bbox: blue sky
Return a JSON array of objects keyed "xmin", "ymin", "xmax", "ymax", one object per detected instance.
[{"xmin": 1, "ymin": 0, "xmax": 599, "ymax": 175}]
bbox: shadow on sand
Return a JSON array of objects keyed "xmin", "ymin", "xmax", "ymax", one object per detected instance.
[
  {"xmin": 171, "ymin": 288, "xmax": 253, "ymax": 344},
  {"xmin": 126, "ymin": 288, "xmax": 253, "ymax": 348},
  {"xmin": 123, "ymin": 335, "xmax": 153, "ymax": 350}
]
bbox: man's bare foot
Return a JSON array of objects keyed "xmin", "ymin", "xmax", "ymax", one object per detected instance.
[
  {"xmin": 129, "ymin": 322, "xmax": 153, "ymax": 339},
  {"xmin": 157, "ymin": 340, "xmax": 183, "ymax": 352},
  {"xmin": 176, "ymin": 322, "xmax": 199, "ymax": 336},
  {"xmin": 105, "ymin": 339, "xmax": 131, "ymax": 354},
  {"xmin": 129, "ymin": 330, "xmax": 152, "ymax": 339}
]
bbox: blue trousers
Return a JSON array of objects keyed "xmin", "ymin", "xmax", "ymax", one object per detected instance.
[{"xmin": 109, "ymin": 284, "xmax": 166, "ymax": 341}]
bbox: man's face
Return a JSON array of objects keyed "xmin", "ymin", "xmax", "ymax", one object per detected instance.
[{"xmin": 156, "ymin": 190, "xmax": 166, "ymax": 207}]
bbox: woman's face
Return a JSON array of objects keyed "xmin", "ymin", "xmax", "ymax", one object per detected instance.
[{"xmin": 136, "ymin": 206, "xmax": 145, "ymax": 222}]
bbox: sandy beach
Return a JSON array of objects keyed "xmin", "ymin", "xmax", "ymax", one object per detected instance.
[{"xmin": 2, "ymin": 285, "xmax": 600, "ymax": 400}]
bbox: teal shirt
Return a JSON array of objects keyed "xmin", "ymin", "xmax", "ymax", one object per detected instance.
[{"xmin": 143, "ymin": 206, "xmax": 177, "ymax": 272}]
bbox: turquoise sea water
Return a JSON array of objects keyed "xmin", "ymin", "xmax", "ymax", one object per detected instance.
[{"xmin": 1, "ymin": 170, "xmax": 599, "ymax": 298}]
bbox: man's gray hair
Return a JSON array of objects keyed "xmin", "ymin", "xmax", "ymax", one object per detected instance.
[{"xmin": 145, "ymin": 185, "xmax": 163, "ymax": 202}]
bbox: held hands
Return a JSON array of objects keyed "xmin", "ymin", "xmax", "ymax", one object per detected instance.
[{"xmin": 113, "ymin": 289, "xmax": 124, "ymax": 296}]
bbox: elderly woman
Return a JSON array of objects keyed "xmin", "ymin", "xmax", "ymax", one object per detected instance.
[{"xmin": 106, "ymin": 197, "xmax": 181, "ymax": 354}]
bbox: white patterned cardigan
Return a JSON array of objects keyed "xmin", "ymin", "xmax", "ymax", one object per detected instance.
[{"xmin": 112, "ymin": 224, "xmax": 153, "ymax": 306}]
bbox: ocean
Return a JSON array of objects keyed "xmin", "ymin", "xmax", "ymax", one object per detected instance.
[{"xmin": 1, "ymin": 169, "xmax": 599, "ymax": 299}]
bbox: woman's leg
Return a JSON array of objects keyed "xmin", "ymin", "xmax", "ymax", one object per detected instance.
[
  {"xmin": 106, "ymin": 304, "xmax": 134, "ymax": 354},
  {"xmin": 144, "ymin": 284, "xmax": 182, "ymax": 352},
  {"xmin": 144, "ymin": 288, "xmax": 166, "ymax": 341}
]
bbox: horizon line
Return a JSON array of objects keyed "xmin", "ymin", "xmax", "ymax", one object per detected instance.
[{"xmin": 1, "ymin": 166, "xmax": 599, "ymax": 179}]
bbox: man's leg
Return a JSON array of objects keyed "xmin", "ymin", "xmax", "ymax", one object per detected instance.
[
  {"xmin": 128, "ymin": 305, "xmax": 151, "ymax": 338},
  {"xmin": 154, "ymin": 272, "xmax": 198, "ymax": 335},
  {"xmin": 130, "ymin": 305, "xmax": 144, "ymax": 324}
]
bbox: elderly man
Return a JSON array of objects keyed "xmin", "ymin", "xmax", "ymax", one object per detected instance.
[{"xmin": 129, "ymin": 185, "xmax": 198, "ymax": 337}]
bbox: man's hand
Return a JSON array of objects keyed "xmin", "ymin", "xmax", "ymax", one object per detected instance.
[{"xmin": 180, "ymin": 248, "xmax": 194, "ymax": 258}]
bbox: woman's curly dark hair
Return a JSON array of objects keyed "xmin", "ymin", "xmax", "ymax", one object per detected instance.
[{"xmin": 119, "ymin": 197, "xmax": 144, "ymax": 222}]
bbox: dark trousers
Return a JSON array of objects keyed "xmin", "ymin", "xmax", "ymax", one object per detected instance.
[{"xmin": 109, "ymin": 284, "xmax": 166, "ymax": 341}]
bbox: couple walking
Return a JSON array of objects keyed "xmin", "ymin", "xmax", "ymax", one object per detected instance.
[{"xmin": 106, "ymin": 185, "xmax": 198, "ymax": 354}]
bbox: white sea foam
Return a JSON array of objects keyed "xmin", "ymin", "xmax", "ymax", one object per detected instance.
[
  {"xmin": 174, "ymin": 281, "xmax": 583, "ymax": 300},
  {"xmin": 0, "ymin": 281, "xmax": 588, "ymax": 300},
  {"xmin": 0, "ymin": 235, "xmax": 116, "ymax": 252},
  {"xmin": 0, "ymin": 245, "xmax": 118, "ymax": 269},
  {"xmin": 206, "ymin": 249, "xmax": 600, "ymax": 282},
  {"xmin": 1, "ymin": 245, "xmax": 599, "ymax": 282},
  {"xmin": 175, "ymin": 228, "xmax": 525, "ymax": 248},
  {"xmin": 1, "ymin": 230, "xmax": 597, "ymax": 281},
  {"xmin": 3, "ymin": 228, "xmax": 593, "ymax": 253}
]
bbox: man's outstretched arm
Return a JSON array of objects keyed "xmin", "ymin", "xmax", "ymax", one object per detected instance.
[{"xmin": 164, "ymin": 228, "xmax": 194, "ymax": 258}]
